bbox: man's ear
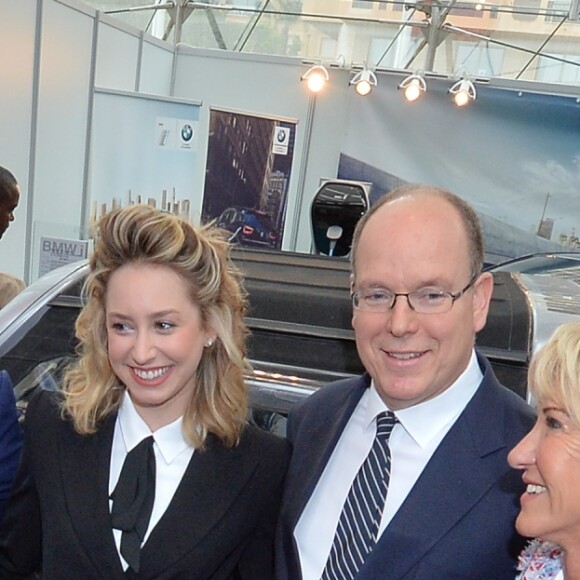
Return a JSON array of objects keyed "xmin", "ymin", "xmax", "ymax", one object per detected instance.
[{"xmin": 472, "ymin": 272, "xmax": 494, "ymax": 333}]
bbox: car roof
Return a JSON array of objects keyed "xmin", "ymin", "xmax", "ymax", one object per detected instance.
[{"xmin": 487, "ymin": 252, "xmax": 580, "ymax": 274}]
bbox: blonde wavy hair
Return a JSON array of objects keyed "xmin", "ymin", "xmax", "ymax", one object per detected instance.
[
  {"xmin": 528, "ymin": 322, "xmax": 580, "ymax": 425},
  {"xmin": 62, "ymin": 204, "xmax": 249, "ymax": 448}
]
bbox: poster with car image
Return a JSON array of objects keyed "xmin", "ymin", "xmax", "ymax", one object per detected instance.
[{"xmin": 201, "ymin": 108, "xmax": 296, "ymax": 250}]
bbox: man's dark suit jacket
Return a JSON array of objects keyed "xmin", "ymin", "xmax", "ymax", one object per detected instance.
[
  {"xmin": 0, "ymin": 389, "xmax": 290, "ymax": 579},
  {"xmin": 0, "ymin": 370, "xmax": 22, "ymax": 522},
  {"xmin": 276, "ymin": 354, "xmax": 536, "ymax": 580}
]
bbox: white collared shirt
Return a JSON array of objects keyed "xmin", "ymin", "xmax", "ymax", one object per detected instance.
[
  {"xmin": 294, "ymin": 350, "xmax": 482, "ymax": 580},
  {"xmin": 109, "ymin": 394, "xmax": 194, "ymax": 571}
]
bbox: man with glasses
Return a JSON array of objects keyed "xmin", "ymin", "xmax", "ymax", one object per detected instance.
[{"xmin": 276, "ymin": 185, "xmax": 535, "ymax": 580}]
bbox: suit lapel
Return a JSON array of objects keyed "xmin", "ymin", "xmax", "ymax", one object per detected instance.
[
  {"xmin": 287, "ymin": 376, "xmax": 369, "ymax": 529},
  {"xmin": 59, "ymin": 414, "xmax": 263, "ymax": 578},
  {"xmin": 278, "ymin": 383, "xmax": 366, "ymax": 580},
  {"xmin": 59, "ymin": 412, "xmax": 125, "ymax": 578},
  {"xmin": 362, "ymin": 373, "xmax": 509, "ymax": 579},
  {"xmin": 137, "ymin": 433, "xmax": 260, "ymax": 579}
]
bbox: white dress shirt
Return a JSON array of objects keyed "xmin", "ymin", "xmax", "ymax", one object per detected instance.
[
  {"xmin": 294, "ymin": 350, "xmax": 482, "ymax": 580},
  {"xmin": 109, "ymin": 394, "xmax": 194, "ymax": 571}
]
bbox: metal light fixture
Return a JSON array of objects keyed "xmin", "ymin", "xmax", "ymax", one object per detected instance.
[
  {"xmin": 301, "ymin": 64, "xmax": 329, "ymax": 94},
  {"xmin": 350, "ymin": 68, "xmax": 378, "ymax": 96},
  {"xmin": 449, "ymin": 78, "xmax": 477, "ymax": 107},
  {"xmin": 398, "ymin": 73, "xmax": 427, "ymax": 102}
]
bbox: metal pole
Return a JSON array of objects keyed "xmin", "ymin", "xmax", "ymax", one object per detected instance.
[
  {"xmin": 536, "ymin": 192, "xmax": 550, "ymax": 235},
  {"xmin": 289, "ymin": 93, "xmax": 317, "ymax": 252},
  {"xmin": 174, "ymin": 0, "xmax": 186, "ymax": 45},
  {"xmin": 516, "ymin": 17, "xmax": 567, "ymax": 79},
  {"xmin": 425, "ymin": 3, "xmax": 440, "ymax": 72}
]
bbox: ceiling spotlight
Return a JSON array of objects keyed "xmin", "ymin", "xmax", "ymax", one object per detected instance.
[
  {"xmin": 398, "ymin": 73, "xmax": 427, "ymax": 102},
  {"xmin": 449, "ymin": 78, "xmax": 477, "ymax": 107},
  {"xmin": 350, "ymin": 69, "xmax": 378, "ymax": 96},
  {"xmin": 301, "ymin": 64, "xmax": 329, "ymax": 93}
]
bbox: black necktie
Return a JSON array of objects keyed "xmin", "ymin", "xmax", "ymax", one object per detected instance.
[
  {"xmin": 322, "ymin": 411, "xmax": 398, "ymax": 580},
  {"xmin": 110, "ymin": 435, "xmax": 156, "ymax": 573}
]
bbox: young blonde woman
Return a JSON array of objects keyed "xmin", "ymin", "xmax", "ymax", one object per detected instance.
[{"xmin": 0, "ymin": 204, "xmax": 290, "ymax": 579}]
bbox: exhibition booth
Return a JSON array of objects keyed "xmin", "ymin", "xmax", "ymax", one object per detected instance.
[{"xmin": 1, "ymin": 0, "xmax": 579, "ymax": 285}]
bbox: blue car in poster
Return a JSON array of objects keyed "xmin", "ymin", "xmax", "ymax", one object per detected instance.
[{"xmin": 217, "ymin": 207, "xmax": 278, "ymax": 249}]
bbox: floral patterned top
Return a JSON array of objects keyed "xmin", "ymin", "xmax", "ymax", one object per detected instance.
[{"xmin": 516, "ymin": 539, "xmax": 564, "ymax": 580}]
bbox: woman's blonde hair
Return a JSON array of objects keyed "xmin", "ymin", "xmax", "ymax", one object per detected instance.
[
  {"xmin": 528, "ymin": 322, "xmax": 580, "ymax": 424},
  {"xmin": 62, "ymin": 204, "xmax": 249, "ymax": 448}
]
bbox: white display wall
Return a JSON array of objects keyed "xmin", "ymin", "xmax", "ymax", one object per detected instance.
[{"xmin": 2, "ymin": 0, "xmax": 578, "ymax": 280}]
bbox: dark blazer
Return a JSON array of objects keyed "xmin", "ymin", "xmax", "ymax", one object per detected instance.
[
  {"xmin": 0, "ymin": 370, "xmax": 22, "ymax": 522},
  {"xmin": 276, "ymin": 353, "xmax": 536, "ymax": 580},
  {"xmin": 0, "ymin": 389, "xmax": 290, "ymax": 579}
]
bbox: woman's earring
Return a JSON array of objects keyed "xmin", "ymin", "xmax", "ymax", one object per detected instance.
[{"xmin": 205, "ymin": 338, "xmax": 214, "ymax": 347}]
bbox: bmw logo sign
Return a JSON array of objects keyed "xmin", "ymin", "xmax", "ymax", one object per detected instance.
[{"xmin": 181, "ymin": 124, "xmax": 194, "ymax": 142}]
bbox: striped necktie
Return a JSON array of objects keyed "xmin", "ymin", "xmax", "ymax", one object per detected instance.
[{"xmin": 322, "ymin": 410, "xmax": 398, "ymax": 580}]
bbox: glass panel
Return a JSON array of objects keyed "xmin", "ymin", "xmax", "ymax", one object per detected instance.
[
  {"xmin": 536, "ymin": 53, "xmax": 580, "ymax": 82},
  {"xmin": 513, "ymin": 0, "xmax": 541, "ymax": 21},
  {"xmin": 78, "ymin": 0, "xmax": 580, "ymax": 86},
  {"xmin": 88, "ymin": 0, "xmax": 158, "ymax": 31},
  {"xmin": 455, "ymin": 42, "xmax": 505, "ymax": 77}
]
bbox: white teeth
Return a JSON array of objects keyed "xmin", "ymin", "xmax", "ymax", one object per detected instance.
[
  {"xmin": 389, "ymin": 352, "xmax": 421, "ymax": 360},
  {"xmin": 134, "ymin": 367, "xmax": 168, "ymax": 380},
  {"xmin": 527, "ymin": 484, "xmax": 546, "ymax": 494}
]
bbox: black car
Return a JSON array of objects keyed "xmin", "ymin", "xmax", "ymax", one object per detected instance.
[
  {"xmin": 485, "ymin": 252, "xmax": 580, "ymax": 275},
  {"xmin": 217, "ymin": 207, "xmax": 278, "ymax": 249},
  {"xmin": 2, "ymin": 250, "xmax": 580, "ymax": 432}
]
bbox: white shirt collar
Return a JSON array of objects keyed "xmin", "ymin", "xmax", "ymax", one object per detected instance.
[
  {"xmin": 117, "ymin": 393, "xmax": 192, "ymax": 465},
  {"xmin": 367, "ymin": 349, "xmax": 482, "ymax": 448}
]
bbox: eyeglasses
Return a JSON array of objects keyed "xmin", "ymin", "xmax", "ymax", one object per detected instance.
[{"xmin": 351, "ymin": 274, "xmax": 479, "ymax": 315}]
